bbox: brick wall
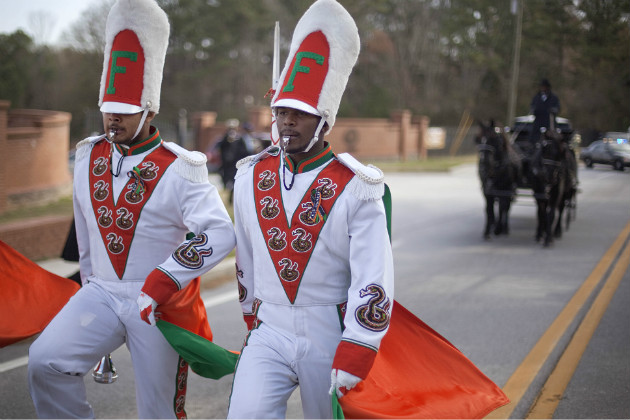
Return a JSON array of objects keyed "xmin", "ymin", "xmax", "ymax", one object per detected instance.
[
  {"xmin": 192, "ymin": 106, "xmax": 430, "ymax": 161},
  {"xmin": 0, "ymin": 104, "xmax": 73, "ymax": 213},
  {"xmin": 0, "ymin": 102, "xmax": 74, "ymax": 261},
  {"xmin": 0, "ymin": 215, "xmax": 73, "ymax": 261}
]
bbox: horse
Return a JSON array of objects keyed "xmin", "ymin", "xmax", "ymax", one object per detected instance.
[
  {"xmin": 529, "ymin": 125, "xmax": 568, "ymax": 247},
  {"xmin": 553, "ymin": 138, "xmax": 579, "ymax": 239},
  {"xmin": 476, "ymin": 120, "xmax": 521, "ymax": 239}
]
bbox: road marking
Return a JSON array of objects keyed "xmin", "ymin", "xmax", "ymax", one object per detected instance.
[
  {"xmin": 0, "ymin": 290, "xmax": 238, "ymax": 373},
  {"xmin": 526, "ymin": 234, "xmax": 630, "ymax": 418},
  {"xmin": 0, "ymin": 356, "xmax": 29, "ymax": 373},
  {"xmin": 203, "ymin": 290, "xmax": 238, "ymax": 309},
  {"xmin": 486, "ymin": 220, "xmax": 630, "ymax": 419}
]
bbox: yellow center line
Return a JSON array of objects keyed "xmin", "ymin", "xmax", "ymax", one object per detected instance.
[
  {"xmin": 526, "ymin": 233, "xmax": 630, "ymax": 419},
  {"xmin": 486, "ymin": 220, "xmax": 630, "ymax": 419}
]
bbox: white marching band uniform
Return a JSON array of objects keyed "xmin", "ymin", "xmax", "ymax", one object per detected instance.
[
  {"xmin": 227, "ymin": 1, "xmax": 394, "ymax": 417},
  {"xmin": 227, "ymin": 145, "xmax": 394, "ymax": 418},
  {"xmin": 28, "ymin": 131, "xmax": 235, "ymax": 418},
  {"xmin": 28, "ymin": 0, "xmax": 237, "ymax": 416}
]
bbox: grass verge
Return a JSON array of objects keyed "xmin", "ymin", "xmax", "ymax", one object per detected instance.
[
  {"xmin": 0, "ymin": 154, "xmax": 476, "ymax": 225},
  {"xmin": 0, "ymin": 196, "xmax": 74, "ymax": 225},
  {"xmin": 368, "ymin": 154, "xmax": 476, "ymax": 172}
]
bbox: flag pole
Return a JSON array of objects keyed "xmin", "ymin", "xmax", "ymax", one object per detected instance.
[
  {"xmin": 272, "ymin": 21, "xmax": 280, "ymax": 91},
  {"xmin": 270, "ymin": 21, "xmax": 280, "ymax": 145}
]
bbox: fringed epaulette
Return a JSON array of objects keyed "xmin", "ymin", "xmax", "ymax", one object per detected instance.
[
  {"xmin": 75, "ymin": 134, "xmax": 106, "ymax": 162},
  {"xmin": 162, "ymin": 142, "xmax": 209, "ymax": 183},
  {"xmin": 235, "ymin": 146, "xmax": 280, "ymax": 180},
  {"xmin": 337, "ymin": 153, "xmax": 385, "ymax": 201}
]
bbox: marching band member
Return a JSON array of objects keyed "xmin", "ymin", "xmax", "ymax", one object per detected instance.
[
  {"xmin": 27, "ymin": 0, "xmax": 235, "ymax": 417},
  {"xmin": 227, "ymin": 1, "xmax": 394, "ymax": 418}
]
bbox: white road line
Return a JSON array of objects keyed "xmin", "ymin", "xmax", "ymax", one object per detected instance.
[
  {"xmin": 203, "ymin": 290, "xmax": 238, "ymax": 309},
  {"xmin": 0, "ymin": 290, "xmax": 239, "ymax": 373},
  {"xmin": 0, "ymin": 356, "xmax": 29, "ymax": 373}
]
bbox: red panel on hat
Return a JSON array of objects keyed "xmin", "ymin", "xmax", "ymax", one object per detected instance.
[
  {"xmin": 276, "ymin": 31, "xmax": 329, "ymax": 111},
  {"xmin": 102, "ymin": 29, "xmax": 145, "ymax": 108}
]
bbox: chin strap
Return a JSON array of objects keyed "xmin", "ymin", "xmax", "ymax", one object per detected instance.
[
  {"xmin": 132, "ymin": 108, "xmax": 151, "ymax": 141},
  {"xmin": 302, "ymin": 117, "xmax": 327, "ymax": 154}
]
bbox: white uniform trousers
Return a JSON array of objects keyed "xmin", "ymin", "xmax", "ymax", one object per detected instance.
[
  {"xmin": 28, "ymin": 280, "xmax": 182, "ymax": 419},
  {"xmin": 227, "ymin": 304, "xmax": 342, "ymax": 419}
]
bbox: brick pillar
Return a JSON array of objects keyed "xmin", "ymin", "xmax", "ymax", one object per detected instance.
[
  {"xmin": 191, "ymin": 111, "xmax": 217, "ymax": 152},
  {"xmin": 414, "ymin": 115, "xmax": 430, "ymax": 160},
  {"xmin": 391, "ymin": 110, "xmax": 412, "ymax": 161},
  {"xmin": 0, "ymin": 100, "xmax": 10, "ymax": 215},
  {"xmin": 247, "ymin": 106, "xmax": 272, "ymax": 133}
]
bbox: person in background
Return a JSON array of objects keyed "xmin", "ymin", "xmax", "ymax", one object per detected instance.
[
  {"xmin": 529, "ymin": 78, "xmax": 561, "ymax": 143},
  {"xmin": 227, "ymin": 0, "xmax": 394, "ymax": 418},
  {"xmin": 27, "ymin": 1, "xmax": 235, "ymax": 418},
  {"xmin": 212, "ymin": 119, "xmax": 254, "ymax": 204}
]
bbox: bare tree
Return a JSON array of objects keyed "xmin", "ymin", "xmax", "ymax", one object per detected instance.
[
  {"xmin": 59, "ymin": 0, "xmax": 114, "ymax": 52},
  {"xmin": 28, "ymin": 11, "xmax": 57, "ymax": 46}
]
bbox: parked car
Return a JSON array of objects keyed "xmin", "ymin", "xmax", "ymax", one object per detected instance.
[{"xmin": 580, "ymin": 136, "xmax": 630, "ymax": 171}]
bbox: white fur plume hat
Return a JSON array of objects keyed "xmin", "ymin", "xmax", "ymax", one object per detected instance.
[
  {"xmin": 271, "ymin": 0, "xmax": 360, "ymax": 133},
  {"xmin": 98, "ymin": 0, "xmax": 169, "ymax": 114}
]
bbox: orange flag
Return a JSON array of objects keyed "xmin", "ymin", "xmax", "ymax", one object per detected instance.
[
  {"xmin": 0, "ymin": 240, "xmax": 80, "ymax": 347},
  {"xmin": 337, "ymin": 301, "xmax": 509, "ymax": 419},
  {"xmin": 157, "ymin": 277, "xmax": 239, "ymax": 379},
  {"xmin": 0, "ymin": 239, "xmax": 237, "ymax": 377}
]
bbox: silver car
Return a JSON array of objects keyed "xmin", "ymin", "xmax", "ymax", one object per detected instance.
[{"xmin": 580, "ymin": 134, "xmax": 630, "ymax": 171}]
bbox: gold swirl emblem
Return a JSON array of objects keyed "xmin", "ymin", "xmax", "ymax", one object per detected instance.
[
  {"xmin": 93, "ymin": 180, "xmax": 109, "ymax": 201},
  {"xmin": 279, "ymin": 258, "xmax": 299, "ymax": 282},
  {"xmin": 317, "ymin": 178, "xmax": 337, "ymax": 199},
  {"xmin": 260, "ymin": 197, "xmax": 280, "ymax": 219},
  {"xmin": 257, "ymin": 170, "xmax": 276, "ymax": 191},
  {"xmin": 92, "ymin": 157, "xmax": 108, "ymax": 176},
  {"xmin": 125, "ymin": 189, "xmax": 143, "ymax": 204},
  {"xmin": 139, "ymin": 162, "xmax": 158, "ymax": 180},
  {"xmin": 355, "ymin": 284, "xmax": 390, "ymax": 332},
  {"xmin": 106, "ymin": 233, "xmax": 124, "ymax": 254},
  {"xmin": 97, "ymin": 206, "xmax": 113, "ymax": 227},
  {"xmin": 267, "ymin": 227, "xmax": 287, "ymax": 251},
  {"xmin": 115, "ymin": 208, "xmax": 134, "ymax": 230},
  {"xmin": 291, "ymin": 228, "xmax": 312, "ymax": 252}
]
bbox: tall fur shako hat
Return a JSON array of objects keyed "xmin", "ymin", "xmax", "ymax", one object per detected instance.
[
  {"xmin": 271, "ymin": 0, "xmax": 360, "ymax": 134},
  {"xmin": 98, "ymin": 0, "xmax": 169, "ymax": 114}
]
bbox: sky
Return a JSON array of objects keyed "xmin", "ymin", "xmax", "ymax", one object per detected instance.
[{"xmin": 0, "ymin": 0, "xmax": 109, "ymax": 45}]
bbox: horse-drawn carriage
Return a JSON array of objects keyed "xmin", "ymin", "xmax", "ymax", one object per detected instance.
[{"xmin": 476, "ymin": 115, "xmax": 578, "ymax": 246}]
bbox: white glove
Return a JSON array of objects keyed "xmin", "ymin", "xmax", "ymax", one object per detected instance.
[
  {"xmin": 137, "ymin": 292, "xmax": 158, "ymax": 326},
  {"xmin": 329, "ymin": 369, "xmax": 362, "ymax": 398}
]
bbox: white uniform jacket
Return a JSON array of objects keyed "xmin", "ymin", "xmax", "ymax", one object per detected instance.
[
  {"xmin": 233, "ymin": 144, "xmax": 394, "ymax": 378},
  {"xmin": 73, "ymin": 127, "xmax": 235, "ymax": 304}
]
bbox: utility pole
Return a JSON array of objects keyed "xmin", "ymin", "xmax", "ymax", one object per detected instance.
[{"xmin": 507, "ymin": 0, "xmax": 523, "ymax": 126}]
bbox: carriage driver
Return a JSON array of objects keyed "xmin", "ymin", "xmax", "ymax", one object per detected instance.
[{"xmin": 529, "ymin": 78, "xmax": 561, "ymax": 143}]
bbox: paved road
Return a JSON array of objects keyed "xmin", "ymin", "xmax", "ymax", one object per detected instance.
[{"xmin": 1, "ymin": 163, "xmax": 628, "ymax": 419}]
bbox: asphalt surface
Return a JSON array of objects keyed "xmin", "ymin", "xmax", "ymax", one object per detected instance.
[{"xmin": 1, "ymin": 163, "xmax": 628, "ymax": 419}]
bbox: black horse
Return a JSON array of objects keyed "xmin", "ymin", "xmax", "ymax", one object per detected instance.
[
  {"xmin": 553, "ymin": 141, "xmax": 579, "ymax": 239},
  {"xmin": 529, "ymin": 126, "xmax": 569, "ymax": 247},
  {"xmin": 476, "ymin": 121, "xmax": 521, "ymax": 239}
]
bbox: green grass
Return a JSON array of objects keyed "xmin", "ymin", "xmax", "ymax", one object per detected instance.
[
  {"xmin": 0, "ymin": 196, "xmax": 74, "ymax": 224},
  {"xmin": 369, "ymin": 154, "xmax": 477, "ymax": 172},
  {"xmin": 0, "ymin": 155, "xmax": 476, "ymax": 225}
]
